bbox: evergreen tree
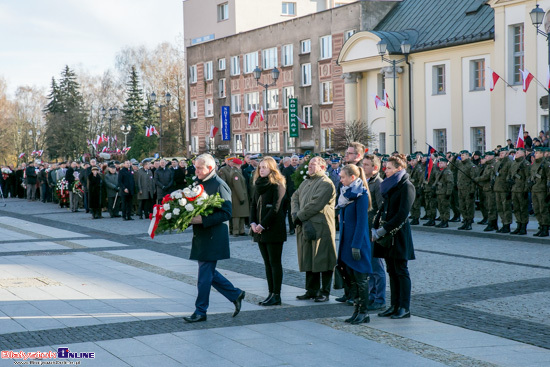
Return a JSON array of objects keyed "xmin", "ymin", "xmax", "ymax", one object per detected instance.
[
  {"xmin": 122, "ymin": 66, "xmax": 145, "ymax": 140},
  {"xmin": 127, "ymin": 95, "xmax": 158, "ymax": 160}
]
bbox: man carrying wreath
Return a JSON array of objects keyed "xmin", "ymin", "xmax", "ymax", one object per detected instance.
[{"xmin": 184, "ymin": 153, "xmax": 245, "ymax": 323}]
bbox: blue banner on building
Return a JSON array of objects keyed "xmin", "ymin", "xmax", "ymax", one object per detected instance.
[{"xmin": 221, "ymin": 106, "xmax": 231, "ymax": 141}]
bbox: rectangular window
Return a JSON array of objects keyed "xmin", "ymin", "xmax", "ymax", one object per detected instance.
[
  {"xmin": 320, "ymin": 81, "xmax": 333, "ymax": 104},
  {"xmin": 189, "ymin": 65, "xmax": 197, "ymax": 83},
  {"xmin": 231, "ymin": 94, "xmax": 241, "ymax": 114},
  {"xmin": 191, "ymin": 136, "xmax": 199, "ymax": 153},
  {"xmin": 244, "ymin": 92, "xmax": 259, "ymax": 112},
  {"xmin": 433, "ymin": 65, "xmax": 446, "ymax": 95},
  {"xmin": 300, "ymin": 39, "xmax": 311, "ymax": 54},
  {"xmin": 282, "ymin": 86, "xmax": 294, "ymax": 108},
  {"xmin": 377, "ymin": 73, "xmax": 385, "ymax": 100},
  {"xmin": 268, "ymin": 132, "xmax": 280, "ymax": 152},
  {"xmin": 512, "ymin": 24, "xmax": 524, "ymax": 84},
  {"xmin": 303, "ymin": 105, "xmax": 312, "ymax": 127},
  {"xmin": 321, "ymin": 128, "xmax": 334, "ymax": 151},
  {"xmin": 262, "ymin": 47, "xmax": 278, "ymax": 70},
  {"xmin": 470, "ymin": 59, "xmax": 485, "ymax": 91},
  {"xmin": 379, "ymin": 132, "xmax": 386, "ymax": 154},
  {"xmin": 218, "ymin": 58, "xmax": 226, "ymax": 71},
  {"xmin": 218, "ymin": 78, "xmax": 226, "ymax": 98},
  {"xmin": 509, "ymin": 125, "xmax": 521, "ymax": 145},
  {"xmin": 433, "ymin": 129, "xmax": 447, "ymax": 153},
  {"xmin": 190, "ymin": 100, "xmax": 197, "ymax": 119},
  {"xmin": 471, "ymin": 126, "xmax": 486, "ymax": 153},
  {"xmin": 282, "ymin": 44, "xmax": 293, "ymax": 66},
  {"xmin": 234, "ymin": 134, "xmax": 243, "ymax": 153},
  {"xmin": 244, "ymin": 52, "xmax": 259, "ymax": 74},
  {"xmin": 284, "ymin": 131, "xmax": 296, "ymax": 152},
  {"xmin": 217, "ymin": 2, "xmax": 229, "ymax": 21},
  {"xmin": 301, "ymin": 63, "xmax": 311, "ymax": 86},
  {"xmin": 320, "ymin": 35, "xmax": 332, "ymax": 59},
  {"xmin": 542, "ymin": 115, "xmax": 550, "ymax": 134},
  {"xmin": 282, "ymin": 2, "xmax": 296, "ymax": 15},
  {"xmin": 204, "ymin": 61, "xmax": 213, "ymax": 81},
  {"xmin": 344, "ymin": 30, "xmax": 356, "ymax": 42},
  {"xmin": 205, "ymin": 98, "xmax": 213, "ymax": 117},
  {"xmin": 207, "ymin": 137, "xmax": 215, "ymax": 151},
  {"xmin": 230, "ymin": 56, "xmax": 240, "ymax": 76},
  {"xmin": 246, "ymin": 133, "xmax": 261, "ymax": 153},
  {"xmin": 265, "ymin": 89, "xmax": 279, "ymax": 110}
]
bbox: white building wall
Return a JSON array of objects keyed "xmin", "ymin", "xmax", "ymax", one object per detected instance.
[
  {"xmin": 425, "ymin": 60, "xmax": 452, "ymax": 150},
  {"xmin": 364, "ymin": 70, "xmax": 387, "ymax": 151}
]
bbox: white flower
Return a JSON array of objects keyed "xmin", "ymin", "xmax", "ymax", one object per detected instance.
[
  {"xmin": 183, "ymin": 188, "xmax": 192, "ymax": 197},
  {"xmin": 200, "ymin": 192, "xmax": 209, "ymax": 199},
  {"xmin": 173, "ymin": 208, "xmax": 181, "ymax": 216},
  {"xmin": 185, "ymin": 203, "xmax": 194, "ymax": 212},
  {"xmin": 300, "ymin": 170, "xmax": 304, "ymax": 174},
  {"xmin": 178, "ymin": 198, "xmax": 187, "ymax": 206},
  {"xmin": 304, "ymin": 165, "xmax": 308, "ymax": 169},
  {"xmin": 192, "ymin": 176, "xmax": 197, "ymax": 180},
  {"xmin": 163, "ymin": 203, "xmax": 171, "ymax": 210},
  {"xmin": 303, "ymin": 175, "xmax": 307, "ymax": 179},
  {"xmin": 172, "ymin": 191, "xmax": 183, "ymax": 199},
  {"xmin": 197, "ymin": 198, "xmax": 204, "ymax": 206},
  {"xmin": 165, "ymin": 212, "xmax": 172, "ymax": 220}
]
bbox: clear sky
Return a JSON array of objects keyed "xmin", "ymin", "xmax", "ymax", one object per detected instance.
[{"xmin": 0, "ymin": 0, "xmax": 184, "ymax": 96}]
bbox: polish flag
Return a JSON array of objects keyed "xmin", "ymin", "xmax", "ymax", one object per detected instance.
[
  {"xmin": 260, "ymin": 107, "xmax": 265, "ymax": 122},
  {"xmin": 102, "ymin": 133, "xmax": 108, "ymax": 143},
  {"xmin": 384, "ymin": 90, "xmax": 390, "ymax": 108},
  {"xmin": 96, "ymin": 135, "xmax": 102, "ymax": 145},
  {"xmin": 520, "ymin": 69, "xmax": 534, "ymax": 92},
  {"xmin": 102, "ymin": 146, "xmax": 108, "ymax": 153},
  {"xmin": 248, "ymin": 110, "xmax": 257, "ymax": 126},
  {"xmin": 151, "ymin": 126, "xmax": 159, "ymax": 135},
  {"xmin": 145, "ymin": 126, "xmax": 151, "ymax": 137},
  {"xmin": 18, "ymin": 153, "xmax": 25, "ymax": 159},
  {"xmin": 374, "ymin": 95, "xmax": 385, "ymax": 110},
  {"xmin": 487, "ymin": 67, "xmax": 500, "ymax": 92},
  {"xmin": 516, "ymin": 125, "xmax": 525, "ymax": 149},
  {"xmin": 37, "ymin": 150, "xmax": 43, "ymax": 157},
  {"xmin": 297, "ymin": 115, "xmax": 308, "ymax": 128},
  {"xmin": 210, "ymin": 125, "xmax": 219, "ymax": 138}
]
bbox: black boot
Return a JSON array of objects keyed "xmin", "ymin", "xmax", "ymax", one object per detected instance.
[
  {"xmin": 350, "ymin": 307, "xmax": 370, "ymax": 325},
  {"xmin": 464, "ymin": 220, "xmax": 472, "ymax": 230},
  {"xmin": 423, "ymin": 219, "xmax": 435, "ymax": 226},
  {"xmin": 410, "ymin": 218, "xmax": 419, "ymax": 225},
  {"xmin": 258, "ymin": 293, "xmax": 273, "ymax": 305},
  {"xmin": 345, "ymin": 301, "xmax": 360, "ymax": 323},
  {"xmin": 262, "ymin": 294, "xmax": 281, "ymax": 306},
  {"xmin": 500, "ymin": 223, "xmax": 511, "ymax": 234},
  {"xmin": 538, "ymin": 225, "xmax": 549, "ymax": 237},
  {"xmin": 477, "ymin": 218, "xmax": 488, "ymax": 225},
  {"xmin": 457, "ymin": 221, "xmax": 467, "ymax": 230},
  {"xmin": 449, "ymin": 214, "xmax": 461, "ymax": 223},
  {"xmin": 534, "ymin": 226, "xmax": 542, "ymax": 237},
  {"xmin": 437, "ymin": 220, "xmax": 449, "ymax": 228},
  {"xmin": 483, "ymin": 221, "xmax": 495, "ymax": 232},
  {"xmin": 510, "ymin": 223, "xmax": 521, "ymax": 235},
  {"xmin": 519, "ymin": 223, "xmax": 527, "ymax": 235}
]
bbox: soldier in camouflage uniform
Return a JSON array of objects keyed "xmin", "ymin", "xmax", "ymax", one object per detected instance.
[
  {"xmin": 447, "ymin": 153, "xmax": 461, "ymax": 222},
  {"xmin": 528, "ymin": 147, "xmax": 550, "ymax": 237},
  {"xmin": 408, "ymin": 154, "xmax": 424, "ymax": 225},
  {"xmin": 434, "ymin": 157, "xmax": 454, "ymax": 228},
  {"xmin": 493, "ymin": 148, "xmax": 513, "ymax": 233},
  {"xmin": 422, "ymin": 154, "xmax": 438, "ymax": 226},
  {"xmin": 474, "ymin": 151, "xmax": 498, "ymax": 231},
  {"xmin": 508, "ymin": 148, "xmax": 530, "ymax": 235},
  {"xmin": 457, "ymin": 150, "xmax": 479, "ymax": 230},
  {"xmin": 476, "ymin": 155, "xmax": 489, "ymax": 225}
]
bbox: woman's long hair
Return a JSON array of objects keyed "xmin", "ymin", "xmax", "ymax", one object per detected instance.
[
  {"xmin": 253, "ymin": 157, "xmax": 286, "ymax": 188},
  {"xmin": 341, "ymin": 164, "xmax": 372, "ymax": 210}
]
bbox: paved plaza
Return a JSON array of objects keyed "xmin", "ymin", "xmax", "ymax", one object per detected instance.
[{"xmin": 0, "ymin": 199, "xmax": 549, "ymax": 366}]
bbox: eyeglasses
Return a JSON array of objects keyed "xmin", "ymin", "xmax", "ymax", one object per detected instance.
[{"xmin": 345, "ymin": 151, "xmax": 356, "ymax": 155}]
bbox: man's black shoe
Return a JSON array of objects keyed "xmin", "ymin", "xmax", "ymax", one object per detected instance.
[
  {"xmin": 378, "ymin": 305, "xmax": 398, "ymax": 317},
  {"xmin": 289, "ymin": 229, "xmax": 295, "ymax": 235},
  {"xmin": 335, "ymin": 295, "xmax": 348, "ymax": 303},
  {"xmin": 233, "ymin": 291, "xmax": 245, "ymax": 317},
  {"xmin": 314, "ymin": 295, "xmax": 330, "ymax": 302},
  {"xmin": 183, "ymin": 313, "xmax": 207, "ymax": 323},
  {"xmin": 391, "ymin": 307, "xmax": 411, "ymax": 319},
  {"xmin": 296, "ymin": 293, "xmax": 317, "ymax": 300}
]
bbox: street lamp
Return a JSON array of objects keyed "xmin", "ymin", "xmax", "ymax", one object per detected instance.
[
  {"xmin": 377, "ymin": 40, "xmax": 411, "ymax": 153},
  {"xmin": 120, "ymin": 125, "xmax": 132, "ymax": 149},
  {"xmin": 530, "ymin": 4, "xmax": 550, "ymax": 113},
  {"xmin": 100, "ymin": 107, "xmax": 118, "ymax": 149},
  {"xmin": 150, "ymin": 91, "xmax": 171, "ymax": 157},
  {"xmin": 253, "ymin": 66, "xmax": 279, "ymax": 154}
]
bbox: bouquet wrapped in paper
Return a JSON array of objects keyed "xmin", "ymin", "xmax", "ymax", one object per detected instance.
[
  {"xmin": 55, "ymin": 178, "xmax": 70, "ymax": 206},
  {"xmin": 148, "ymin": 183, "xmax": 225, "ymax": 239},
  {"xmin": 1, "ymin": 167, "xmax": 12, "ymax": 181},
  {"xmin": 72, "ymin": 180, "xmax": 84, "ymax": 198}
]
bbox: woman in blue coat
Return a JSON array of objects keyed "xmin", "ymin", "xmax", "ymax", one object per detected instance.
[{"xmin": 337, "ymin": 164, "xmax": 372, "ymax": 324}]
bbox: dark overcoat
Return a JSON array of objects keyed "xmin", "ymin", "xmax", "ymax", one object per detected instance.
[
  {"xmin": 249, "ymin": 181, "xmax": 287, "ymax": 243},
  {"xmin": 373, "ymin": 172, "xmax": 416, "ymax": 260},
  {"xmin": 154, "ymin": 167, "xmax": 174, "ymax": 198},
  {"xmin": 189, "ymin": 173, "xmax": 232, "ymax": 261},
  {"xmin": 88, "ymin": 173, "xmax": 102, "ymax": 209},
  {"xmin": 118, "ymin": 167, "xmax": 135, "ymax": 196}
]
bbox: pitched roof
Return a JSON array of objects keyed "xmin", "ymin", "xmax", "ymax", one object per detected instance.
[{"xmin": 373, "ymin": 0, "xmax": 494, "ymax": 53}]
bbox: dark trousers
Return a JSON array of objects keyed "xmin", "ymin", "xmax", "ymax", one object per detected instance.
[
  {"xmin": 83, "ymin": 190, "xmax": 89, "ymax": 211},
  {"xmin": 121, "ymin": 194, "xmax": 133, "ymax": 219},
  {"xmin": 108, "ymin": 196, "xmax": 121, "ymax": 217},
  {"xmin": 305, "ymin": 270, "xmax": 333, "ymax": 297},
  {"xmin": 368, "ymin": 257, "xmax": 386, "ymax": 304},
  {"xmin": 195, "ymin": 260, "xmax": 241, "ymax": 316},
  {"xmin": 385, "ymin": 258, "xmax": 411, "ymax": 310},
  {"xmin": 40, "ymin": 183, "xmax": 48, "ymax": 202},
  {"xmin": 139, "ymin": 198, "xmax": 153, "ymax": 218},
  {"xmin": 339, "ymin": 262, "xmax": 369, "ymax": 311},
  {"xmin": 284, "ymin": 198, "xmax": 295, "ymax": 231},
  {"xmin": 258, "ymin": 242, "xmax": 283, "ymax": 294}
]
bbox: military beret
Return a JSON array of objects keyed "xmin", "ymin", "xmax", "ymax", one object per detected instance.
[
  {"xmin": 304, "ymin": 150, "xmax": 311, "ymax": 155},
  {"xmin": 459, "ymin": 150, "xmax": 470, "ymax": 155},
  {"xmin": 439, "ymin": 157, "xmax": 449, "ymax": 162},
  {"xmin": 474, "ymin": 151, "xmax": 482, "ymax": 156},
  {"xmin": 499, "ymin": 147, "xmax": 509, "ymax": 152},
  {"xmin": 232, "ymin": 158, "xmax": 243, "ymax": 165},
  {"xmin": 485, "ymin": 151, "xmax": 496, "ymax": 156},
  {"xmin": 534, "ymin": 146, "xmax": 545, "ymax": 152},
  {"xmin": 516, "ymin": 148, "xmax": 525, "ymax": 152},
  {"xmin": 114, "ymin": 161, "xmax": 121, "ymax": 165},
  {"xmin": 107, "ymin": 162, "xmax": 115, "ymax": 168}
]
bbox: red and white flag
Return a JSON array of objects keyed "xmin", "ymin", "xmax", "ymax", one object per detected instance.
[
  {"xmin": 209, "ymin": 125, "xmax": 219, "ymax": 138},
  {"xmin": 31, "ymin": 150, "xmax": 37, "ymax": 156},
  {"xmin": 145, "ymin": 126, "xmax": 151, "ymax": 137},
  {"xmin": 102, "ymin": 146, "xmax": 108, "ymax": 153},
  {"xmin": 384, "ymin": 90, "xmax": 390, "ymax": 108},
  {"xmin": 102, "ymin": 133, "xmax": 108, "ymax": 143},
  {"xmin": 374, "ymin": 95, "xmax": 386, "ymax": 110},
  {"xmin": 37, "ymin": 150, "xmax": 44, "ymax": 157},
  {"xmin": 520, "ymin": 69, "xmax": 534, "ymax": 92},
  {"xmin": 151, "ymin": 126, "xmax": 158, "ymax": 135},
  {"xmin": 297, "ymin": 115, "xmax": 308, "ymax": 129},
  {"xmin": 487, "ymin": 67, "xmax": 500, "ymax": 92},
  {"xmin": 96, "ymin": 135, "xmax": 102, "ymax": 145},
  {"xmin": 516, "ymin": 125, "xmax": 525, "ymax": 149},
  {"xmin": 18, "ymin": 153, "xmax": 25, "ymax": 159},
  {"xmin": 248, "ymin": 110, "xmax": 257, "ymax": 126},
  {"xmin": 260, "ymin": 107, "xmax": 265, "ymax": 122}
]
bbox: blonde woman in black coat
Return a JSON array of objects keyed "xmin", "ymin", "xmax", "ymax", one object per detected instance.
[
  {"xmin": 250, "ymin": 157, "xmax": 287, "ymax": 306},
  {"xmin": 372, "ymin": 154, "xmax": 415, "ymax": 319}
]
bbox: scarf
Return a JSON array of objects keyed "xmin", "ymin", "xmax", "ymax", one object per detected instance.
[
  {"xmin": 337, "ymin": 177, "xmax": 366, "ymax": 208},
  {"xmin": 255, "ymin": 176, "xmax": 272, "ymax": 195},
  {"xmin": 380, "ymin": 169, "xmax": 406, "ymax": 197}
]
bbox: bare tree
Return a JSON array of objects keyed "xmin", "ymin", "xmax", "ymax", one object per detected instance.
[{"xmin": 331, "ymin": 120, "xmax": 377, "ymax": 153}]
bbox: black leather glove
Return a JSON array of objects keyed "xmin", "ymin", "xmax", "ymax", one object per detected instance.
[
  {"xmin": 294, "ymin": 217, "xmax": 303, "ymax": 226},
  {"xmin": 352, "ymin": 248, "xmax": 361, "ymax": 261},
  {"xmin": 239, "ymin": 200, "xmax": 245, "ymax": 205}
]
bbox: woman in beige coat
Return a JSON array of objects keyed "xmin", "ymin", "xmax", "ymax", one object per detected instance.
[
  {"xmin": 291, "ymin": 156, "xmax": 337, "ymax": 302},
  {"xmin": 227, "ymin": 159, "xmax": 250, "ymax": 236}
]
